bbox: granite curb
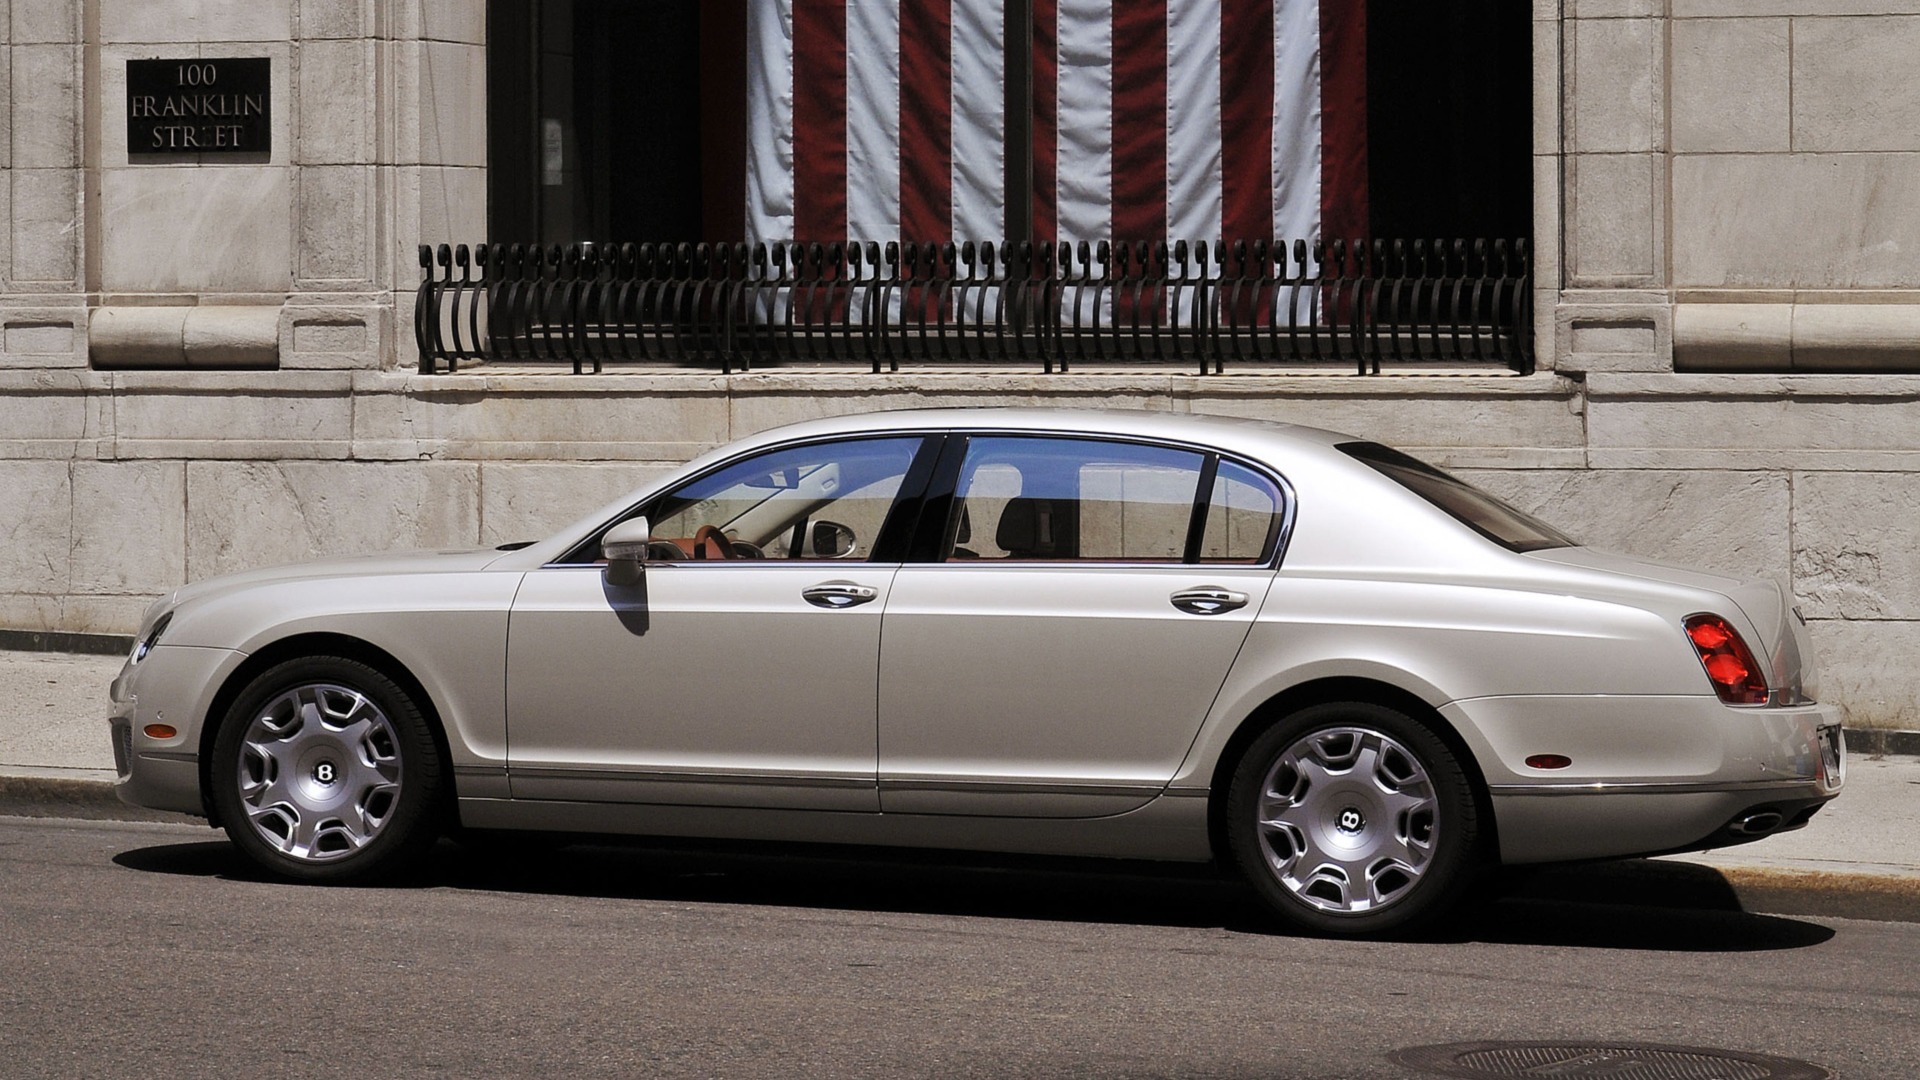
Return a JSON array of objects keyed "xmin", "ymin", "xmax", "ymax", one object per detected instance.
[{"xmin": 0, "ymin": 773, "xmax": 199, "ymax": 824}]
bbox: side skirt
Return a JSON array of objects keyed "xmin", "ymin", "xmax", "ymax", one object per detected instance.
[{"xmin": 455, "ymin": 793, "xmax": 1215, "ymax": 863}]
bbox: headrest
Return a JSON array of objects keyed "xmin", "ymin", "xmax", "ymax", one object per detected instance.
[{"xmin": 997, "ymin": 496, "xmax": 1070, "ymax": 555}]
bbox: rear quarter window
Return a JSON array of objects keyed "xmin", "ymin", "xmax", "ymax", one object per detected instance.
[{"xmin": 1336, "ymin": 442, "xmax": 1576, "ymax": 554}]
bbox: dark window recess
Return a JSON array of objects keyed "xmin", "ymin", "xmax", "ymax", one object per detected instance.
[
  {"xmin": 1366, "ymin": 1, "xmax": 1533, "ymax": 243},
  {"xmin": 488, "ymin": 0, "xmax": 736, "ymax": 247},
  {"xmin": 482, "ymin": 0, "xmax": 1529, "ymax": 269}
]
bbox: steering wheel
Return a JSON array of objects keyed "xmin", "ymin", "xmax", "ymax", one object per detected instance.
[{"xmin": 692, "ymin": 525, "xmax": 737, "ymax": 560}]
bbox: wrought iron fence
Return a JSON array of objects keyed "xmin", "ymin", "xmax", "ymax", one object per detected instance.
[{"xmin": 415, "ymin": 237, "xmax": 1532, "ymax": 376}]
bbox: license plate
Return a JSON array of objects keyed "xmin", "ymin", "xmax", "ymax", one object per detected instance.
[{"xmin": 1816, "ymin": 725, "xmax": 1845, "ymax": 791}]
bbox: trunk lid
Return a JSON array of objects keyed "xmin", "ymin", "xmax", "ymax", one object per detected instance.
[{"xmin": 1528, "ymin": 547, "xmax": 1816, "ymax": 703}]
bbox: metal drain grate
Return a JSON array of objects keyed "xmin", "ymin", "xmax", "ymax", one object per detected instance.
[{"xmin": 1389, "ymin": 1041, "xmax": 1833, "ymax": 1080}]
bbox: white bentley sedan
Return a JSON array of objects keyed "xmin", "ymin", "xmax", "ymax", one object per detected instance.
[{"xmin": 111, "ymin": 408, "xmax": 1845, "ymax": 936}]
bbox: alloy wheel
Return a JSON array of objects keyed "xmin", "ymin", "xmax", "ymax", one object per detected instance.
[
  {"xmin": 234, "ymin": 682, "xmax": 405, "ymax": 863},
  {"xmin": 1253, "ymin": 725, "xmax": 1440, "ymax": 915}
]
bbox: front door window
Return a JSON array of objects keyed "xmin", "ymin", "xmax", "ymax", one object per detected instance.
[{"xmin": 642, "ymin": 437, "xmax": 923, "ymax": 561}]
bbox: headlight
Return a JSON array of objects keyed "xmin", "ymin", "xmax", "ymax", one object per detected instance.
[{"xmin": 130, "ymin": 612, "xmax": 173, "ymax": 665}]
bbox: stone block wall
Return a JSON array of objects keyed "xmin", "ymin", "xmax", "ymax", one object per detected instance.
[
  {"xmin": 3, "ymin": 368, "xmax": 1917, "ymax": 728},
  {"xmin": 1, "ymin": 0, "xmax": 485, "ymax": 374},
  {"xmin": 4, "ymin": 2, "xmax": 1920, "ymax": 729}
]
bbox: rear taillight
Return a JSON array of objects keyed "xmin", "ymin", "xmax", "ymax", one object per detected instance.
[{"xmin": 1684, "ymin": 613, "xmax": 1770, "ymax": 706}]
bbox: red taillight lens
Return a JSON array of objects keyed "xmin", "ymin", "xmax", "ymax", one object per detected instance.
[{"xmin": 1684, "ymin": 613, "xmax": 1769, "ymax": 706}]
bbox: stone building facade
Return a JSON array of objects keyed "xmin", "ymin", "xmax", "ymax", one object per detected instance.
[{"xmin": 3, "ymin": 1, "xmax": 1919, "ymax": 724}]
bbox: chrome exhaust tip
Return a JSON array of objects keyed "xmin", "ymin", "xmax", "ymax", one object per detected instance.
[{"xmin": 1730, "ymin": 810, "xmax": 1785, "ymax": 836}]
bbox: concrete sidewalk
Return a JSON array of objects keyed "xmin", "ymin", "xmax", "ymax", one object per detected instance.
[{"xmin": 4, "ymin": 647, "xmax": 1917, "ymax": 920}]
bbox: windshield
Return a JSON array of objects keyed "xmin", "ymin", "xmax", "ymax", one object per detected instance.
[{"xmin": 1337, "ymin": 442, "xmax": 1576, "ymax": 553}]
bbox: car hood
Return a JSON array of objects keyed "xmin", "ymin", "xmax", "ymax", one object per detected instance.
[
  {"xmin": 1528, "ymin": 547, "xmax": 1812, "ymax": 701},
  {"xmin": 166, "ymin": 548, "xmax": 513, "ymax": 612}
]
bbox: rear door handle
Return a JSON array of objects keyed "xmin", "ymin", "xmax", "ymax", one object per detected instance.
[
  {"xmin": 1170, "ymin": 587, "xmax": 1249, "ymax": 616},
  {"xmin": 802, "ymin": 581, "xmax": 880, "ymax": 609}
]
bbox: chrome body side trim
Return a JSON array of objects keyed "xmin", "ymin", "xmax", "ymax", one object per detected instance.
[
  {"xmin": 878, "ymin": 779, "xmax": 1166, "ymax": 799},
  {"xmin": 513, "ymin": 766, "xmax": 874, "ymax": 790},
  {"xmin": 1489, "ymin": 777, "xmax": 1820, "ymax": 797}
]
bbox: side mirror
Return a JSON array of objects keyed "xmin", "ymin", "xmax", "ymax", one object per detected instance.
[
  {"xmin": 602, "ymin": 517, "xmax": 651, "ymax": 587},
  {"xmin": 810, "ymin": 520, "xmax": 857, "ymax": 559}
]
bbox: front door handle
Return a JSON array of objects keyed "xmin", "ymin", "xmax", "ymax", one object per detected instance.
[
  {"xmin": 1170, "ymin": 586, "xmax": 1249, "ymax": 616},
  {"xmin": 802, "ymin": 581, "xmax": 880, "ymax": 609}
]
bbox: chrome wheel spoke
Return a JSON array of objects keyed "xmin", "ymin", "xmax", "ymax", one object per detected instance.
[
  {"xmin": 304, "ymin": 816, "xmax": 366, "ymax": 858},
  {"xmin": 289, "ymin": 804, "xmax": 331, "ymax": 855},
  {"xmin": 238, "ymin": 742, "xmax": 287, "ymax": 805},
  {"xmin": 246, "ymin": 803, "xmax": 301, "ymax": 852}
]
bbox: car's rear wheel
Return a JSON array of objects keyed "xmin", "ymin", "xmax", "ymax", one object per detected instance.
[
  {"xmin": 210, "ymin": 656, "xmax": 445, "ymax": 882},
  {"xmin": 1227, "ymin": 702, "xmax": 1481, "ymax": 936}
]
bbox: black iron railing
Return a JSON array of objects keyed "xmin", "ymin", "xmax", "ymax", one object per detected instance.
[{"xmin": 415, "ymin": 238, "xmax": 1532, "ymax": 376}]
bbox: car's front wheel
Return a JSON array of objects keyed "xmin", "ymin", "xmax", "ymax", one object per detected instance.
[
  {"xmin": 210, "ymin": 656, "xmax": 445, "ymax": 882},
  {"xmin": 1226, "ymin": 702, "xmax": 1482, "ymax": 936}
]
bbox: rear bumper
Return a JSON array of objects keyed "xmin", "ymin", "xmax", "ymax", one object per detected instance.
[
  {"xmin": 1491, "ymin": 779, "xmax": 1839, "ymax": 864},
  {"xmin": 1469, "ymin": 698, "xmax": 1844, "ymax": 864}
]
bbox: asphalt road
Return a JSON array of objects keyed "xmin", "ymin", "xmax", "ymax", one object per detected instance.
[{"xmin": 4, "ymin": 817, "xmax": 1916, "ymax": 1080}]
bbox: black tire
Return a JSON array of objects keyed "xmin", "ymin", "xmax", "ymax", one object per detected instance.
[
  {"xmin": 1225, "ymin": 701, "xmax": 1482, "ymax": 937},
  {"xmin": 210, "ymin": 656, "xmax": 446, "ymax": 883}
]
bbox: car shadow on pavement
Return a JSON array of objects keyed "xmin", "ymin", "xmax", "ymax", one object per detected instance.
[
  {"xmin": 114, "ymin": 835, "xmax": 1833, "ymax": 952},
  {"xmin": 1453, "ymin": 860, "xmax": 1836, "ymax": 952}
]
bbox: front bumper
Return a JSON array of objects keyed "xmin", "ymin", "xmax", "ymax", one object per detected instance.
[{"xmin": 109, "ymin": 643, "xmax": 245, "ymax": 819}]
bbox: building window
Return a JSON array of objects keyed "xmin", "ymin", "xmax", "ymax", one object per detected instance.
[{"xmin": 486, "ymin": 1, "xmax": 1529, "ymax": 250}]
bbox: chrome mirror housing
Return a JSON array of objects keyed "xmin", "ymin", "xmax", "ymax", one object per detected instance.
[{"xmin": 602, "ymin": 516, "xmax": 651, "ymax": 587}]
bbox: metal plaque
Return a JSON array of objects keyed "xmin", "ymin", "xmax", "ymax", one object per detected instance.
[{"xmin": 127, "ymin": 57, "xmax": 271, "ymax": 156}]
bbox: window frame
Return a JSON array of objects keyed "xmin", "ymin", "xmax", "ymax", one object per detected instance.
[
  {"xmin": 905, "ymin": 431, "xmax": 1293, "ymax": 568},
  {"xmin": 554, "ymin": 432, "xmax": 944, "ymax": 566}
]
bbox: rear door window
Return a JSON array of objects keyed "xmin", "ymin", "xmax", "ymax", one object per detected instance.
[{"xmin": 942, "ymin": 436, "xmax": 1284, "ymax": 564}]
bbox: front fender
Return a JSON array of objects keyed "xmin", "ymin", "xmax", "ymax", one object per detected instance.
[{"xmin": 164, "ymin": 570, "xmax": 523, "ymax": 769}]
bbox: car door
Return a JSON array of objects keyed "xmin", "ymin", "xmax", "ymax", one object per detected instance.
[
  {"xmin": 878, "ymin": 434, "xmax": 1286, "ymax": 818},
  {"xmin": 506, "ymin": 435, "xmax": 933, "ymax": 811}
]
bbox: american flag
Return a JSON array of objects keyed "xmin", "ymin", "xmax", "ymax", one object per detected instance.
[{"xmin": 744, "ymin": 0, "xmax": 1369, "ymax": 249}]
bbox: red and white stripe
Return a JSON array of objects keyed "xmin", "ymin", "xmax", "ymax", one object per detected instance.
[{"xmin": 746, "ymin": 0, "xmax": 1366, "ymax": 250}]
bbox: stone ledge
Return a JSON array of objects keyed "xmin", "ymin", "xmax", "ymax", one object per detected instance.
[
  {"xmin": 1, "ymin": 308, "xmax": 85, "ymax": 367},
  {"xmin": 1589, "ymin": 370, "xmax": 1920, "ymax": 397},
  {"xmin": 1673, "ymin": 0, "xmax": 1920, "ymax": 19},
  {"xmin": 363, "ymin": 368, "xmax": 1564, "ymax": 397},
  {"xmin": 1558, "ymin": 301, "xmax": 1673, "ymax": 373},
  {"xmin": 0, "ymin": 369, "xmax": 106, "ymax": 392},
  {"xmin": 103, "ymin": 369, "xmax": 350, "ymax": 392},
  {"xmin": 107, "ymin": 440, "xmax": 352, "ymax": 461},
  {"xmin": 0, "ymin": 442, "xmax": 110, "ymax": 461},
  {"xmin": 1676, "ymin": 289, "xmax": 1920, "ymax": 306},
  {"xmin": 89, "ymin": 305, "xmax": 282, "ymax": 369},
  {"xmin": 1592, "ymin": 448, "xmax": 1920, "ymax": 471},
  {"xmin": 349, "ymin": 439, "xmax": 709, "ymax": 463},
  {"xmin": 1675, "ymin": 303, "xmax": 1920, "ymax": 372}
]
